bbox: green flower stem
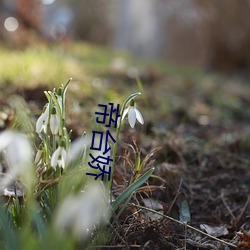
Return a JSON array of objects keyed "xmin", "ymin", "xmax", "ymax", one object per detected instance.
[
  {"xmin": 107, "ymin": 92, "xmax": 141, "ymax": 199},
  {"xmin": 61, "ymin": 78, "xmax": 72, "ymax": 127},
  {"xmin": 52, "ymin": 134, "xmax": 56, "ymax": 152},
  {"xmin": 44, "ymin": 95, "xmax": 53, "ymax": 164}
]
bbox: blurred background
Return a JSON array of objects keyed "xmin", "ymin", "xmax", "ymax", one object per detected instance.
[
  {"xmin": 0, "ymin": 2, "xmax": 250, "ymax": 249},
  {"xmin": 1, "ymin": 0, "xmax": 250, "ymax": 73}
]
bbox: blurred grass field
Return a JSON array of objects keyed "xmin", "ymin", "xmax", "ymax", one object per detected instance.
[{"xmin": 1, "ymin": 41, "xmax": 250, "ymax": 144}]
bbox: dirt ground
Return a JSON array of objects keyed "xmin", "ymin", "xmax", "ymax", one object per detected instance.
[{"xmin": 1, "ymin": 68, "xmax": 250, "ymax": 250}]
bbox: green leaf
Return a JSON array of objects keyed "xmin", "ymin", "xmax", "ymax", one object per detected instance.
[
  {"xmin": 112, "ymin": 167, "xmax": 154, "ymax": 211},
  {"xmin": 0, "ymin": 208, "xmax": 21, "ymax": 250},
  {"xmin": 62, "ymin": 78, "xmax": 72, "ymax": 98},
  {"xmin": 112, "ymin": 192, "xmax": 133, "ymax": 225},
  {"xmin": 179, "ymin": 199, "xmax": 191, "ymax": 222},
  {"xmin": 33, "ymin": 211, "xmax": 46, "ymax": 237}
]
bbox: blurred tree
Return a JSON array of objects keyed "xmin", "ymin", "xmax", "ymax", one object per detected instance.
[
  {"xmin": 159, "ymin": 0, "xmax": 250, "ymax": 71},
  {"xmin": 16, "ymin": 0, "xmax": 41, "ymax": 31},
  {"xmin": 64, "ymin": 0, "xmax": 114, "ymax": 44},
  {"xmin": 204, "ymin": 0, "xmax": 250, "ymax": 71}
]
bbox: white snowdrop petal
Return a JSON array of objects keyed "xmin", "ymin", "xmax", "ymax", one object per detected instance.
[
  {"xmin": 135, "ymin": 109, "xmax": 144, "ymax": 125},
  {"xmin": 36, "ymin": 113, "xmax": 45, "ymax": 133},
  {"xmin": 0, "ymin": 131, "xmax": 33, "ymax": 190},
  {"xmin": 58, "ymin": 159, "xmax": 64, "ymax": 169},
  {"xmin": 41, "ymin": 122, "xmax": 48, "ymax": 133},
  {"xmin": 57, "ymin": 96, "xmax": 63, "ymax": 111},
  {"xmin": 61, "ymin": 148, "xmax": 67, "ymax": 160},
  {"xmin": 6, "ymin": 133, "xmax": 32, "ymax": 170},
  {"xmin": 44, "ymin": 104, "xmax": 50, "ymax": 118},
  {"xmin": 0, "ymin": 130, "xmax": 13, "ymax": 151},
  {"xmin": 55, "ymin": 183, "xmax": 109, "ymax": 240},
  {"xmin": 128, "ymin": 108, "xmax": 136, "ymax": 128},
  {"xmin": 35, "ymin": 150, "xmax": 42, "ymax": 164},
  {"xmin": 68, "ymin": 135, "xmax": 91, "ymax": 163},
  {"xmin": 60, "ymin": 148, "xmax": 67, "ymax": 169},
  {"xmin": 122, "ymin": 108, "xmax": 129, "ymax": 120},
  {"xmin": 51, "ymin": 147, "xmax": 61, "ymax": 168},
  {"xmin": 50, "ymin": 114, "xmax": 59, "ymax": 135}
]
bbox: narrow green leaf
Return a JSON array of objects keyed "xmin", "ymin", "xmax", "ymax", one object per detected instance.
[
  {"xmin": 0, "ymin": 208, "xmax": 21, "ymax": 250},
  {"xmin": 112, "ymin": 167, "xmax": 154, "ymax": 211},
  {"xmin": 32, "ymin": 209, "xmax": 45, "ymax": 237},
  {"xmin": 112, "ymin": 192, "xmax": 133, "ymax": 225},
  {"xmin": 62, "ymin": 78, "xmax": 72, "ymax": 97},
  {"xmin": 179, "ymin": 199, "xmax": 191, "ymax": 222},
  {"xmin": 135, "ymin": 152, "xmax": 141, "ymax": 173}
]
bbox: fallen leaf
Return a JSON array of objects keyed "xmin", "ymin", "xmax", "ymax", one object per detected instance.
[
  {"xmin": 142, "ymin": 198, "xmax": 164, "ymax": 221},
  {"xmin": 200, "ymin": 224, "xmax": 229, "ymax": 237},
  {"xmin": 237, "ymin": 231, "xmax": 250, "ymax": 248},
  {"xmin": 143, "ymin": 198, "xmax": 163, "ymax": 211}
]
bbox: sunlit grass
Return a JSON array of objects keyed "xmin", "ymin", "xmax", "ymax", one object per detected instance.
[
  {"xmin": 0, "ymin": 44, "xmax": 85, "ymax": 86},
  {"xmin": 0, "ymin": 41, "xmax": 248, "ymax": 128}
]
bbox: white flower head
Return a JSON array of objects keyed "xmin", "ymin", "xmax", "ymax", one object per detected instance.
[
  {"xmin": 36, "ymin": 103, "xmax": 50, "ymax": 134},
  {"xmin": 51, "ymin": 142, "xmax": 67, "ymax": 169},
  {"xmin": 54, "ymin": 183, "xmax": 109, "ymax": 241},
  {"xmin": 0, "ymin": 130, "xmax": 33, "ymax": 190},
  {"xmin": 50, "ymin": 106, "xmax": 60, "ymax": 135},
  {"xmin": 122, "ymin": 99, "xmax": 144, "ymax": 128},
  {"xmin": 57, "ymin": 87, "xmax": 63, "ymax": 112},
  {"xmin": 67, "ymin": 134, "xmax": 90, "ymax": 164},
  {"xmin": 35, "ymin": 143, "xmax": 43, "ymax": 165}
]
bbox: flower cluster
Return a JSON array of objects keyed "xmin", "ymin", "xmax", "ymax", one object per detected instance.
[
  {"xmin": 36, "ymin": 89, "xmax": 62, "ymax": 136},
  {"xmin": 35, "ymin": 81, "xmax": 70, "ymax": 176}
]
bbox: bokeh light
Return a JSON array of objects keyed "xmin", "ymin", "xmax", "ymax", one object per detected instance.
[{"xmin": 4, "ymin": 17, "xmax": 19, "ymax": 32}]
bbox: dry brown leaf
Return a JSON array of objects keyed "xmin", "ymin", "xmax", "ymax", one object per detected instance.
[{"xmin": 237, "ymin": 231, "xmax": 250, "ymax": 248}]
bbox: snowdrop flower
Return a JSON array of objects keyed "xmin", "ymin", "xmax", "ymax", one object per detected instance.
[
  {"xmin": 122, "ymin": 99, "xmax": 144, "ymax": 128},
  {"xmin": 50, "ymin": 106, "xmax": 60, "ymax": 135},
  {"xmin": 67, "ymin": 134, "xmax": 90, "ymax": 164},
  {"xmin": 51, "ymin": 142, "xmax": 67, "ymax": 169},
  {"xmin": 56, "ymin": 87, "xmax": 63, "ymax": 111},
  {"xmin": 36, "ymin": 103, "xmax": 50, "ymax": 133},
  {"xmin": 54, "ymin": 183, "xmax": 109, "ymax": 241},
  {"xmin": 0, "ymin": 130, "xmax": 33, "ymax": 190},
  {"xmin": 35, "ymin": 143, "xmax": 43, "ymax": 164}
]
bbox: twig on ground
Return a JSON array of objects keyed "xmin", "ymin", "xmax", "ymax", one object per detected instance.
[
  {"xmin": 129, "ymin": 203, "xmax": 238, "ymax": 249},
  {"xmin": 166, "ymin": 178, "xmax": 183, "ymax": 215},
  {"xmin": 89, "ymin": 244, "xmax": 141, "ymax": 248},
  {"xmin": 233, "ymin": 192, "xmax": 250, "ymax": 227},
  {"xmin": 221, "ymin": 189, "xmax": 236, "ymax": 221}
]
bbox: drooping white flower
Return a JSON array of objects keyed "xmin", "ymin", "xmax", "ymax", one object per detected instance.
[
  {"xmin": 36, "ymin": 103, "xmax": 50, "ymax": 133},
  {"xmin": 51, "ymin": 144, "xmax": 67, "ymax": 169},
  {"xmin": 122, "ymin": 99, "xmax": 144, "ymax": 128},
  {"xmin": 57, "ymin": 95, "xmax": 63, "ymax": 112},
  {"xmin": 56, "ymin": 87, "xmax": 63, "ymax": 112},
  {"xmin": 67, "ymin": 134, "xmax": 90, "ymax": 164},
  {"xmin": 35, "ymin": 144, "xmax": 43, "ymax": 165},
  {"xmin": 54, "ymin": 183, "xmax": 109, "ymax": 241},
  {"xmin": 0, "ymin": 130, "xmax": 33, "ymax": 190},
  {"xmin": 50, "ymin": 106, "xmax": 60, "ymax": 135}
]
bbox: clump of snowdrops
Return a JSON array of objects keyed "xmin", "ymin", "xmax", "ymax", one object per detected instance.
[{"xmin": 0, "ymin": 79, "xmax": 154, "ymax": 249}]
